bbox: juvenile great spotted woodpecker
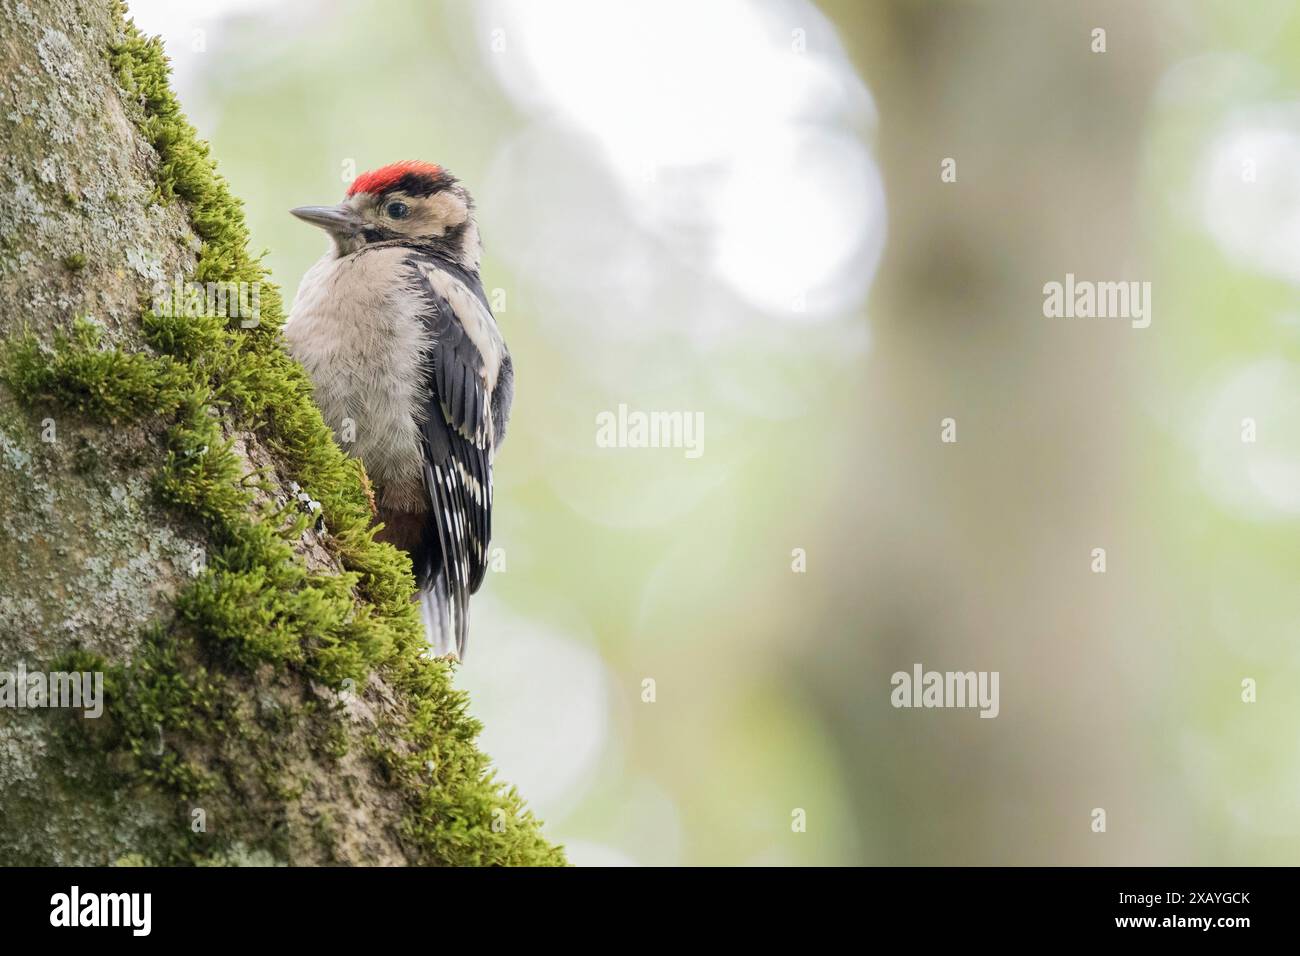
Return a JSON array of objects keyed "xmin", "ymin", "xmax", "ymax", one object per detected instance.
[{"xmin": 285, "ymin": 161, "xmax": 513, "ymax": 660}]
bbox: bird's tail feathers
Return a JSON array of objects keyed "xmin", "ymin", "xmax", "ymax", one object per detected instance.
[{"xmin": 421, "ymin": 569, "xmax": 469, "ymax": 661}]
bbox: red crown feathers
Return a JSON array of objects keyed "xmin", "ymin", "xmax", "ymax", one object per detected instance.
[{"xmin": 347, "ymin": 160, "xmax": 443, "ymax": 197}]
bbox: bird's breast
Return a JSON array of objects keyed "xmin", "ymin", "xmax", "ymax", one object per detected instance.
[{"xmin": 286, "ymin": 248, "xmax": 429, "ymax": 512}]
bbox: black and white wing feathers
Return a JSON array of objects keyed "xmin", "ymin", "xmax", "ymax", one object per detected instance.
[{"xmin": 406, "ymin": 253, "xmax": 510, "ymax": 658}]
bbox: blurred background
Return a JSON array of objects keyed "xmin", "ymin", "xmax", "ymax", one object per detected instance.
[{"xmin": 125, "ymin": 0, "xmax": 1300, "ymax": 865}]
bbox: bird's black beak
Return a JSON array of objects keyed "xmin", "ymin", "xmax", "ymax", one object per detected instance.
[{"xmin": 290, "ymin": 203, "xmax": 363, "ymax": 238}]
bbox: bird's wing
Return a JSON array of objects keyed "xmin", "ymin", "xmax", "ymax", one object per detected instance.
[{"xmin": 406, "ymin": 254, "xmax": 505, "ymax": 654}]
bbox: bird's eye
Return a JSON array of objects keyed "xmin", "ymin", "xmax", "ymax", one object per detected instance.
[{"xmin": 385, "ymin": 200, "xmax": 410, "ymax": 219}]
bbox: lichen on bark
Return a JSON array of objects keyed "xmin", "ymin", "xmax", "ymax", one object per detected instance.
[{"xmin": 0, "ymin": 0, "xmax": 563, "ymax": 866}]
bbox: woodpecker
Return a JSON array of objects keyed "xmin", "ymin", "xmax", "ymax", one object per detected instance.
[{"xmin": 285, "ymin": 161, "xmax": 513, "ymax": 660}]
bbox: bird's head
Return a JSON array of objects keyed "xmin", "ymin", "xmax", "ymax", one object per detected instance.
[{"xmin": 291, "ymin": 160, "xmax": 481, "ymax": 271}]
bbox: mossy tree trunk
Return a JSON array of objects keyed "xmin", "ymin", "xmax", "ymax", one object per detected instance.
[{"xmin": 0, "ymin": 0, "xmax": 562, "ymax": 866}]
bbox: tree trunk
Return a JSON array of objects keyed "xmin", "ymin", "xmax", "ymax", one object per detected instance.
[{"xmin": 0, "ymin": 0, "xmax": 562, "ymax": 866}]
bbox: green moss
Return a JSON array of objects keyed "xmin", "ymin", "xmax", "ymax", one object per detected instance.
[
  {"xmin": 63, "ymin": 251, "xmax": 87, "ymax": 271},
  {"xmin": 99, "ymin": 629, "xmax": 227, "ymax": 801},
  {"xmin": 1, "ymin": 317, "xmax": 189, "ymax": 424},
  {"xmin": 0, "ymin": 3, "xmax": 564, "ymax": 866}
]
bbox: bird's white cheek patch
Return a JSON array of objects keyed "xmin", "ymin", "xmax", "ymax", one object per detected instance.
[{"xmin": 409, "ymin": 191, "xmax": 469, "ymax": 238}]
